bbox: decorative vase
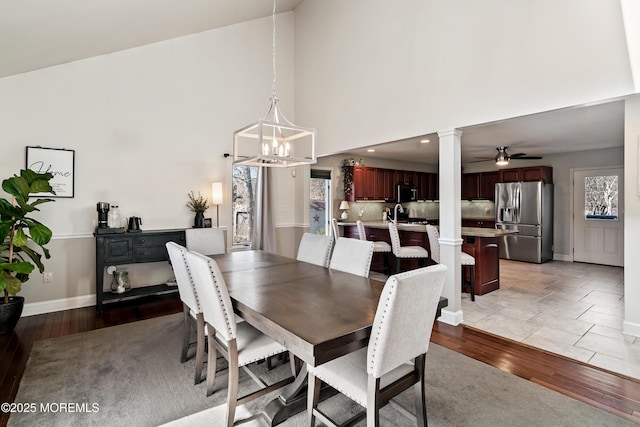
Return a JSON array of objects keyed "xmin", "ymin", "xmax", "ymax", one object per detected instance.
[
  {"xmin": 0, "ymin": 296, "xmax": 25, "ymax": 335},
  {"xmin": 194, "ymin": 212, "xmax": 205, "ymax": 228}
]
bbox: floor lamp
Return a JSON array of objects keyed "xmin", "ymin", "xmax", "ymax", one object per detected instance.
[{"xmin": 211, "ymin": 182, "xmax": 223, "ymax": 228}]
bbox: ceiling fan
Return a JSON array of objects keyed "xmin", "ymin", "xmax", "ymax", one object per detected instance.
[{"xmin": 476, "ymin": 146, "xmax": 542, "ymax": 165}]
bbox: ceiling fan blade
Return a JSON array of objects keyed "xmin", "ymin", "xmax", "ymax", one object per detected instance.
[
  {"xmin": 518, "ymin": 156, "xmax": 543, "ymax": 160},
  {"xmin": 508, "ymin": 153, "xmax": 528, "ymax": 158}
]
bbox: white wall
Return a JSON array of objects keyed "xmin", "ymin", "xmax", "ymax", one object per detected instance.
[
  {"xmin": 295, "ymin": 0, "xmax": 634, "ymax": 156},
  {"xmin": 0, "ymin": 13, "xmax": 299, "ymax": 308}
]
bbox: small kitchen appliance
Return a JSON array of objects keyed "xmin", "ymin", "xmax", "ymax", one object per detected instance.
[
  {"xmin": 96, "ymin": 202, "xmax": 110, "ymax": 228},
  {"xmin": 127, "ymin": 216, "xmax": 142, "ymax": 232}
]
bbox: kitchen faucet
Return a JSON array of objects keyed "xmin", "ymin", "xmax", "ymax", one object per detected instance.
[{"xmin": 393, "ymin": 204, "xmax": 404, "ymax": 224}]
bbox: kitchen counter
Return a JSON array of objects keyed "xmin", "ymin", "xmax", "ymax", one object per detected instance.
[
  {"xmin": 339, "ymin": 221, "xmax": 512, "ymax": 296},
  {"xmin": 337, "ymin": 221, "xmax": 516, "ymax": 237}
]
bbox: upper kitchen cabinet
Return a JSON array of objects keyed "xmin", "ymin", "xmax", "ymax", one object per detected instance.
[
  {"xmin": 351, "ymin": 166, "xmax": 391, "ymax": 201},
  {"xmin": 345, "ymin": 165, "xmax": 437, "ymax": 202},
  {"xmin": 499, "ymin": 166, "xmax": 553, "ymax": 184},
  {"xmin": 415, "ymin": 172, "xmax": 438, "ymax": 201},
  {"xmin": 383, "ymin": 169, "xmax": 396, "ymax": 201},
  {"xmin": 480, "ymin": 171, "xmax": 499, "ymax": 200},
  {"xmin": 462, "ymin": 173, "xmax": 481, "ymax": 200},
  {"xmin": 462, "ymin": 171, "xmax": 500, "ymax": 201},
  {"xmin": 352, "ymin": 165, "xmax": 379, "ymax": 200}
]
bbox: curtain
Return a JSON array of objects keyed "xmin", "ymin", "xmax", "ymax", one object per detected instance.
[{"xmin": 251, "ymin": 167, "xmax": 277, "ymax": 253}]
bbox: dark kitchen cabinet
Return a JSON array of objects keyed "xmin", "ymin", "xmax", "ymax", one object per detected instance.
[
  {"xmin": 352, "ymin": 166, "xmax": 366, "ymax": 200},
  {"xmin": 414, "ymin": 172, "xmax": 438, "ymax": 201},
  {"xmin": 462, "ymin": 235, "xmax": 500, "ymax": 295},
  {"xmin": 429, "ymin": 173, "xmax": 439, "ymax": 200},
  {"xmin": 499, "ymin": 166, "xmax": 553, "ymax": 184},
  {"xmin": 347, "ymin": 165, "xmax": 436, "ymax": 202},
  {"xmin": 480, "ymin": 171, "xmax": 500, "ymax": 200},
  {"xmin": 462, "ymin": 172, "xmax": 500, "ymax": 200},
  {"xmin": 402, "ymin": 171, "xmax": 416, "ymax": 185},
  {"xmin": 462, "ymin": 173, "xmax": 481, "ymax": 200},
  {"xmin": 383, "ymin": 169, "xmax": 396, "ymax": 201},
  {"xmin": 499, "ymin": 168, "xmax": 521, "ymax": 182},
  {"xmin": 353, "ymin": 166, "xmax": 380, "ymax": 200},
  {"xmin": 521, "ymin": 166, "xmax": 553, "ymax": 183},
  {"xmin": 417, "ymin": 173, "xmax": 429, "ymax": 200}
]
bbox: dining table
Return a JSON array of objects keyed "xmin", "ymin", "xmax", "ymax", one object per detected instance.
[{"xmin": 209, "ymin": 250, "xmax": 447, "ymax": 426}]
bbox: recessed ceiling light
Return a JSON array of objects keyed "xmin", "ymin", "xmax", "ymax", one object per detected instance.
[
  {"xmin": 420, "ymin": 139, "xmax": 430, "ymax": 144},
  {"xmin": 367, "ymin": 149, "xmax": 375, "ymax": 152}
]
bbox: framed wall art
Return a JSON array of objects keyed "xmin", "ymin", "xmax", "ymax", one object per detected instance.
[{"xmin": 25, "ymin": 146, "xmax": 75, "ymax": 198}]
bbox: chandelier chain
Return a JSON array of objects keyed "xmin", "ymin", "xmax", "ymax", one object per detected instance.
[{"xmin": 272, "ymin": 0, "xmax": 277, "ymax": 98}]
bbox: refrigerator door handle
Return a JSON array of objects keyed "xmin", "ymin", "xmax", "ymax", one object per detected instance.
[{"xmin": 515, "ymin": 184, "xmax": 521, "ymax": 223}]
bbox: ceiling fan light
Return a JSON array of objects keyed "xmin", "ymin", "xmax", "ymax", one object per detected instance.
[{"xmin": 495, "ymin": 152, "xmax": 509, "ymax": 165}]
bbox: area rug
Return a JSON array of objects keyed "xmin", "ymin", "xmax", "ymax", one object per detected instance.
[{"xmin": 9, "ymin": 313, "xmax": 636, "ymax": 426}]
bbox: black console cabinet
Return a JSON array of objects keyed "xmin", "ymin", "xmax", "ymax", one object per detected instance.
[{"xmin": 94, "ymin": 229, "xmax": 185, "ymax": 313}]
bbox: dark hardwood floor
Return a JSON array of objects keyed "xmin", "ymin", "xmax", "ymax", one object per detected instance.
[{"xmin": 1, "ymin": 295, "xmax": 639, "ymax": 426}]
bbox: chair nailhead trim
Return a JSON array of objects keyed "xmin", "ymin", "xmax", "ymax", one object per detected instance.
[
  {"xmin": 180, "ymin": 249, "xmax": 202, "ymax": 312},
  {"xmin": 206, "ymin": 260, "xmax": 234, "ymax": 338},
  {"xmin": 368, "ymin": 281, "xmax": 396, "ymax": 376}
]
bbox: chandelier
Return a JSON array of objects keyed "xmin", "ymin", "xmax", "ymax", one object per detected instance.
[{"xmin": 232, "ymin": 0, "xmax": 317, "ymax": 168}]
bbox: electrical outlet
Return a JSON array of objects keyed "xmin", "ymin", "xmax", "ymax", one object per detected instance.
[{"xmin": 43, "ymin": 272, "xmax": 53, "ymax": 283}]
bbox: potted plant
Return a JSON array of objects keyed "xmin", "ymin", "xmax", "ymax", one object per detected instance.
[
  {"xmin": 0, "ymin": 170, "xmax": 54, "ymax": 334},
  {"xmin": 186, "ymin": 191, "xmax": 208, "ymax": 228}
]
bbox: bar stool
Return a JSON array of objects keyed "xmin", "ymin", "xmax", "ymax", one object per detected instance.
[
  {"xmin": 356, "ymin": 220, "xmax": 391, "ymax": 274},
  {"xmin": 426, "ymin": 225, "xmax": 475, "ymax": 301},
  {"xmin": 388, "ymin": 222, "xmax": 430, "ymax": 273}
]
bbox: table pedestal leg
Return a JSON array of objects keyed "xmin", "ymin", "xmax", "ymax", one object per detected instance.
[{"xmin": 262, "ymin": 364, "xmax": 336, "ymax": 426}]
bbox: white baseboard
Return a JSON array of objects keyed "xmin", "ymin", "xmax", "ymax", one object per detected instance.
[
  {"xmin": 623, "ymin": 320, "xmax": 640, "ymax": 338},
  {"xmin": 438, "ymin": 308, "xmax": 463, "ymax": 326},
  {"xmin": 23, "ymin": 295, "xmax": 95, "ymax": 317}
]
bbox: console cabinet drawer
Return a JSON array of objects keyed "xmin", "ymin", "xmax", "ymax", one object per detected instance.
[{"xmin": 103, "ymin": 237, "xmax": 133, "ymax": 263}]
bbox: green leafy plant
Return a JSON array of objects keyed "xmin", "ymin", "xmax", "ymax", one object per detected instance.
[
  {"xmin": 0, "ymin": 170, "xmax": 55, "ymax": 303},
  {"xmin": 186, "ymin": 191, "xmax": 209, "ymax": 213},
  {"xmin": 341, "ymin": 159, "xmax": 353, "ymax": 196}
]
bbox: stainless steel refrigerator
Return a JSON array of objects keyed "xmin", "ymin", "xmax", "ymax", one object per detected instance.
[{"xmin": 495, "ymin": 181, "xmax": 554, "ymax": 263}]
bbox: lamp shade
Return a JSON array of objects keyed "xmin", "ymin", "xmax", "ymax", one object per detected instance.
[
  {"xmin": 211, "ymin": 182, "xmax": 223, "ymax": 205},
  {"xmin": 339, "ymin": 201, "xmax": 350, "ymax": 210}
]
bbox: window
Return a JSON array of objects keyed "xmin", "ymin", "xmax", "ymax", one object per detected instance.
[
  {"xmin": 232, "ymin": 165, "xmax": 258, "ymax": 245},
  {"xmin": 584, "ymin": 175, "xmax": 618, "ymax": 220}
]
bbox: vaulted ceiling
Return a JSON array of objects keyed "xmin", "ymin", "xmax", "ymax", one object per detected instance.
[{"xmin": 0, "ymin": 0, "xmax": 627, "ymax": 164}]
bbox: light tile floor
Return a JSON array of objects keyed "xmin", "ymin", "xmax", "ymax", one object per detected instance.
[{"xmin": 460, "ymin": 259, "xmax": 640, "ymax": 380}]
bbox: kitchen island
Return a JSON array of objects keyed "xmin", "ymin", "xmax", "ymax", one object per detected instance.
[{"xmin": 339, "ymin": 221, "xmax": 514, "ymax": 296}]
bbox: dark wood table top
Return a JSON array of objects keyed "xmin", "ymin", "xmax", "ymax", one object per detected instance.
[{"xmin": 209, "ymin": 251, "xmax": 385, "ymax": 367}]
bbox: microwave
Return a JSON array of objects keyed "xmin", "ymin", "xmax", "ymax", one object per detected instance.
[{"xmin": 396, "ymin": 184, "xmax": 417, "ymax": 203}]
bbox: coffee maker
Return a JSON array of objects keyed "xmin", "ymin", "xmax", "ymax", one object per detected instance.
[{"xmin": 96, "ymin": 202, "xmax": 110, "ymax": 228}]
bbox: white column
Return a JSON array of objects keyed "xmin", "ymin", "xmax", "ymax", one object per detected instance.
[{"xmin": 437, "ymin": 129, "xmax": 464, "ymax": 325}]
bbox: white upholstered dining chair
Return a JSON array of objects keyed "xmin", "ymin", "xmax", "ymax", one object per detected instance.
[
  {"xmin": 307, "ymin": 264, "xmax": 448, "ymax": 427},
  {"xmin": 357, "ymin": 220, "xmax": 392, "ymax": 274},
  {"xmin": 331, "ymin": 218, "xmax": 341, "ymax": 241},
  {"xmin": 329, "ymin": 237, "xmax": 375, "ymax": 278},
  {"xmin": 184, "ymin": 250, "xmax": 295, "ymax": 426},
  {"xmin": 426, "ymin": 224, "xmax": 475, "ymax": 301},
  {"xmin": 166, "ymin": 242, "xmax": 206, "ymax": 385},
  {"xmin": 297, "ymin": 233, "xmax": 334, "ymax": 267},
  {"xmin": 388, "ymin": 221, "xmax": 430, "ymax": 273},
  {"xmin": 185, "ymin": 227, "xmax": 226, "ymax": 255}
]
